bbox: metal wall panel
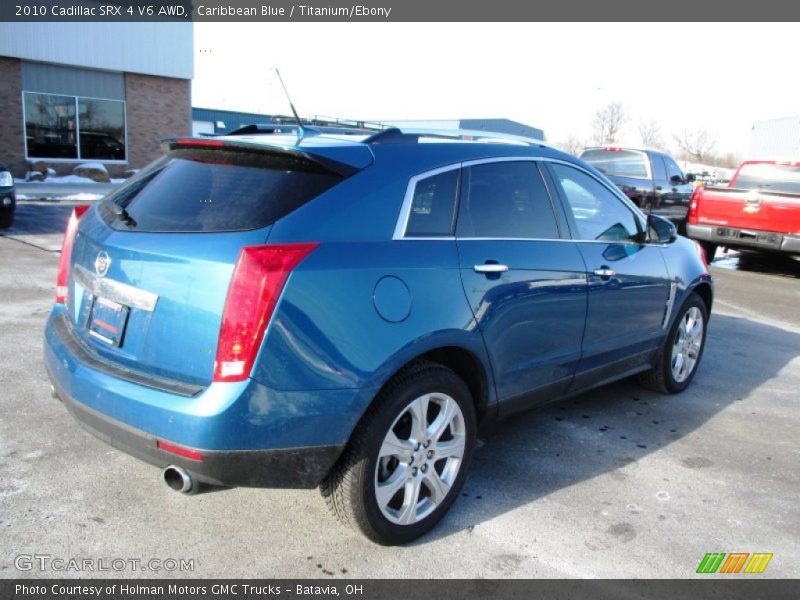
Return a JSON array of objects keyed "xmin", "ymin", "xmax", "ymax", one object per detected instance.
[
  {"xmin": 0, "ymin": 23, "xmax": 192, "ymax": 79},
  {"xmin": 21, "ymin": 62, "xmax": 125, "ymax": 99}
]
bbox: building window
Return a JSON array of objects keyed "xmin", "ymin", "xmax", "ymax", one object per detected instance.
[{"xmin": 23, "ymin": 92, "xmax": 126, "ymax": 162}]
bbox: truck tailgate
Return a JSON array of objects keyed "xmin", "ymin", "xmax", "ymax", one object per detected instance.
[{"xmin": 695, "ymin": 188, "xmax": 800, "ymax": 234}]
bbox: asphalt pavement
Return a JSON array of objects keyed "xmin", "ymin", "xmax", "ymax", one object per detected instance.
[{"xmin": 1, "ymin": 203, "xmax": 798, "ymax": 578}]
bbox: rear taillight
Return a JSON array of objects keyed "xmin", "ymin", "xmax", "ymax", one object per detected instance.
[
  {"xmin": 213, "ymin": 243, "xmax": 319, "ymax": 382},
  {"xmin": 55, "ymin": 205, "xmax": 90, "ymax": 304},
  {"xmin": 687, "ymin": 187, "xmax": 703, "ymax": 225}
]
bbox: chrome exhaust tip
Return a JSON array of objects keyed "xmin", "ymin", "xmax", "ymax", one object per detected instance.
[{"xmin": 162, "ymin": 465, "xmax": 197, "ymax": 495}]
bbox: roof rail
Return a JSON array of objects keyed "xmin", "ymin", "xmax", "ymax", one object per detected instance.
[{"xmin": 364, "ymin": 127, "xmax": 552, "ymax": 148}]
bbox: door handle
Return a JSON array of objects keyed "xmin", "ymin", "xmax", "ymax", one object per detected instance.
[
  {"xmin": 474, "ymin": 264, "xmax": 509, "ymax": 274},
  {"xmin": 593, "ymin": 268, "xmax": 616, "ymax": 278}
]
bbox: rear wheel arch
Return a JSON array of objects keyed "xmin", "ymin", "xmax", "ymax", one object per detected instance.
[
  {"xmin": 690, "ymin": 282, "xmax": 713, "ymax": 317},
  {"xmin": 416, "ymin": 346, "xmax": 491, "ymax": 424},
  {"xmin": 356, "ymin": 345, "xmax": 493, "ymax": 440}
]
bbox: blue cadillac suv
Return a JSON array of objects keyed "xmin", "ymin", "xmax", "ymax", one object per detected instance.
[{"xmin": 43, "ymin": 127, "xmax": 712, "ymax": 544}]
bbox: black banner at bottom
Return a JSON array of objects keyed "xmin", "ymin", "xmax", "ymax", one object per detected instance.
[{"xmin": 3, "ymin": 579, "xmax": 798, "ymax": 600}]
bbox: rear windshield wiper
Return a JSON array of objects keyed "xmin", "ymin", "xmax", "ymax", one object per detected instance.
[{"xmin": 102, "ymin": 198, "xmax": 136, "ymax": 227}]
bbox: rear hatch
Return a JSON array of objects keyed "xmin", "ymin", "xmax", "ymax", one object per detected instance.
[
  {"xmin": 579, "ymin": 147, "xmax": 654, "ymax": 198},
  {"xmin": 66, "ymin": 139, "xmax": 355, "ymax": 386},
  {"xmin": 707, "ymin": 162, "xmax": 800, "ymax": 233}
]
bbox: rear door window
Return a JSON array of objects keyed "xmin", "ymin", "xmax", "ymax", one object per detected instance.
[
  {"xmin": 457, "ymin": 161, "xmax": 560, "ymax": 239},
  {"xmin": 100, "ymin": 148, "xmax": 343, "ymax": 232}
]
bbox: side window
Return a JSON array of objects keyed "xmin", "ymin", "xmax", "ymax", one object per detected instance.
[
  {"xmin": 550, "ymin": 164, "xmax": 641, "ymax": 242},
  {"xmin": 663, "ymin": 157, "xmax": 684, "ymax": 183},
  {"xmin": 404, "ymin": 169, "xmax": 459, "ymax": 237},
  {"xmin": 457, "ymin": 161, "xmax": 559, "ymax": 239},
  {"xmin": 651, "ymin": 155, "xmax": 667, "ymax": 182}
]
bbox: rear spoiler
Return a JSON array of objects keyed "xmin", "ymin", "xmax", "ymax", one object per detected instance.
[{"xmin": 160, "ymin": 137, "xmax": 372, "ymax": 178}]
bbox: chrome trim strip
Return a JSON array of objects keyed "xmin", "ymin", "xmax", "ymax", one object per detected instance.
[
  {"xmin": 73, "ymin": 264, "xmax": 158, "ymax": 312},
  {"xmin": 394, "ymin": 156, "xmax": 647, "ymax": 241},
  {"xmin": 663, "ymin": 282, "xmax": 678, "ymax": 329}
]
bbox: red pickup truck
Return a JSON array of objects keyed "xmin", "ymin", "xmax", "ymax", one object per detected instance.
[{"xmin": 687, "ymin": 160, "xmax": 800, "ymax": 260}]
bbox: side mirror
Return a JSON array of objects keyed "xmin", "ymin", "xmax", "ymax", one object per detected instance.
[
  {"xmin": 670, "ymin": 174, "xmax": 684, "ymax": 185},
  {"xmin": 647, "ymin": 213, "xmax": 677, "ymax": 244},
  {"xmin": 685, "ymin": 173, "xmax": 696, "ymax": 183}
]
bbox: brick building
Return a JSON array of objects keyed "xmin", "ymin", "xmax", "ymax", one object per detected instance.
[{"xmin": 0, "ymin": 23, "xmax": 192, "ymax": 177}]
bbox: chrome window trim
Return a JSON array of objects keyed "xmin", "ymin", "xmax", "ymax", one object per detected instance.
[
  {"xmin": 394, "ymin": 156, "xmax": 648, "ymax": 241},
  {"xmin": 73, "ymin": 264, "xmax": 159, "ymax": 312}
]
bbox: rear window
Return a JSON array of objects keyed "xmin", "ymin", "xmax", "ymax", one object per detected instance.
[
  {"xmin": 733, "ymin": 163, "xmax": 800, "ymax": 194},
  {"xmin": 100, "ymin": 148, "xmax": 343, "ymax": 232},
  {"xmin": 580, "ymin": 149, "xmax": 649, "ymax": 179}
]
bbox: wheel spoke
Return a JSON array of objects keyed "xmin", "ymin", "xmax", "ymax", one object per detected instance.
[
  {"xmin": 435, "ymin": 435, "xmax": 464, "ymax": 460},
  {"xmin": 427, "ymin": 396, "xmax": 457, "ymax": 441},
  {"xmin": 407, "ymin": 395, "xmax": 429, "ymax": 444},
  {"xmin": 684, "ymin": 312, "xmax": 695, "ymax": 336},
  {"xmin": 423, "ymin": 470, "xmax": 451, "ymax": 504},
  {"xmin": 376, "ymin": 465, "xmax": 409, "ymax": 508},
  {"xmin": 379, "ymin": 430, "xmax": 414, "ymax": 462},
  {"xmin": 397, "ymin": 478, "xmax": 422, "ymax": 525},
  {"xmin": 672, "ymin": 352, "xmax": 684, "ymax": 377}
]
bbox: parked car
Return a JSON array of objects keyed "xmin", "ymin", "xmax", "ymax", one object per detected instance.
[
  {"xmin": 579, "ymin": 147, "xmax": 696, "ymax": 232},
  {"xmin": 0, "ymin": 162, "xmax": 16, "ymax": 228},
  {"xmin": 687, "ymin": 160, "xmax": 800, "ymax": 260},
  {"xmin": 43, "ymin": 128, "xmax": 713, "ymax": 544}
]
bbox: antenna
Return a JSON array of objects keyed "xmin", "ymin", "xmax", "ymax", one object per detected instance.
[{"xmin": 275, "ymin": 69, "xmax": 304, "ymax": 137}]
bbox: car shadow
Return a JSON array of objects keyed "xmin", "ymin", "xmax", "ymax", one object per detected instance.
[{"xmin": 417, "ymin": 313, "xmax": 799, "ymax": 543}]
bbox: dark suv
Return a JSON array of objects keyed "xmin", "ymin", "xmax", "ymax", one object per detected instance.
[
  {"xmin": 0, "ymin": 162, "xmax": 16, "ymax": 228},
  {"xmin": 44, "ymin": 128, "xmax": 713, "ymax": 544},
  {"xmin": 580, "ymin": 147, "xmax": 696, "ymax": 232}
]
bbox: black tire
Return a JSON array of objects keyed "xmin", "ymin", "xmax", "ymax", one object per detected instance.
[
  {"xmin": 321, "ymin": 360, "xmax": 477, "ymax": 545},
  {"xmin": 698, "ymin": 241, "xmax": 717, "ymax": 263},
  {"xmin": 638, "ymin": 293, "xmax": 708, "ymax": 394}
]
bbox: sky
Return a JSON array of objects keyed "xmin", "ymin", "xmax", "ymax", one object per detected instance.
[{"xmin": 192, "ymin": 23, "xmax": 799, "ymax": 156}]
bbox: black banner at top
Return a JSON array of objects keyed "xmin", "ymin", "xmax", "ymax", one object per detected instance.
[{"xmin": 1, "ymin": 0, "xmax": 799, "ymax": 22}]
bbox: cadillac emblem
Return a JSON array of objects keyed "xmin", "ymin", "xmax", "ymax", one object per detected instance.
[{"xmin": 94, "ymin": 251, "xmax": 111, "ymax": 277}]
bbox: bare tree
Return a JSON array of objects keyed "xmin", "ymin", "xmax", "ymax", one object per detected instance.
[
  {"xmin": 638, "ymin": 119, "xmax": 663, "ymax": 149},
  {"xmin": 592, "ymin": 102, "xmax": 628, "ymax": 145},
  {"xmin": 556, "ymin": 135, "xmax": 585, "ymax": 156},
  {"xmin": 673, "ymin": 129, "xmax": 716, "ymax": 162}
]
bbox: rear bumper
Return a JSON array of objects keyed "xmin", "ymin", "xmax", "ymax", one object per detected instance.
[
  {"xmin": 49, "ymin": 372, "xmax": 343, "ymax": 488},
  {"xmin": 44, "ymin": 308, "xmax": 377, "ymax": 488},
  {"xmin": 687, "ymin": 224, "xmax": 800, "ymax": 254}
]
